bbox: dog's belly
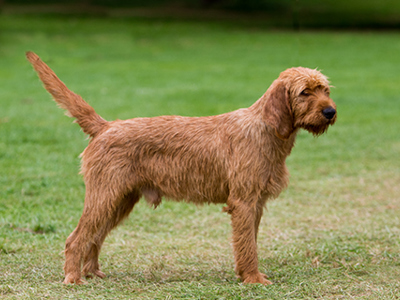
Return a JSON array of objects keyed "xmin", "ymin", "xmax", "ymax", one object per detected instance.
[{"xmin": 138, "ymin": 161, "xmax": 230, "ymax": 205}]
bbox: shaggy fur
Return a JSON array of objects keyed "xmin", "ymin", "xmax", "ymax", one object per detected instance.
[{"xmin": 26, "ymin": 51, "xmax": 336, "ymax": 285}]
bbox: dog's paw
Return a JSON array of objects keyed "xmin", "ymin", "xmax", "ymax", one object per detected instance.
[
  {"xmin": 243, "ymin": 272, "xmax": 272, "ymax": 285},
  {"xmin": 63, "ymin": 273, "xmax": 87, "ymax": 285}
]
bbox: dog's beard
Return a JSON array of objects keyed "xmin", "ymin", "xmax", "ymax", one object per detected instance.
[
  {"xmin": 302, "ymin": 122, "xmax": 332, "ymax": 136},
  {"xmin": 297, "ymin": 113, "xmax": 336, "ymax": 136}
]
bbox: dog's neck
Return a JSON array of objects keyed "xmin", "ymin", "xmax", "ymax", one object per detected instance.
[{"xmin": 246, "ymin": 96, "xmax": 298, "ymax": 159}]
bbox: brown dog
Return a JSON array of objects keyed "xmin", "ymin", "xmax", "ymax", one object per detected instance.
[{"xmin": 26, "ymin": 52, "xmax": 336, "ymax": 285}]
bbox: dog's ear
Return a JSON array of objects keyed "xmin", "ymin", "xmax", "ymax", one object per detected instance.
[{"xmin": 262, "ymin": 81, "xmax": 294, "ymax": 140}]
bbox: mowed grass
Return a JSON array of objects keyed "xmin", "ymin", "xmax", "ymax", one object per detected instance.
[{"xmin": 0, "ymin": 15, "xmax": 400, "ymax": 299}]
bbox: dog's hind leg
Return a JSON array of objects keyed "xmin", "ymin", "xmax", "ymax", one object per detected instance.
[
  {"xmin": 82, "ymin": 190, "xmax": 141, "ymax": 279},
  {"xmin": 63, "ymin": 208, "xmax": 96, "ymax": 284},
  {"xmin": 63, "ymin": 182, "xmax": 137, "ymax": 284}
]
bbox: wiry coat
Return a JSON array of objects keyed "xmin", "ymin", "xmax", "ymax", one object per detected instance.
[{"xmin": 26, "ymin": 52, "xmax": 336, "ymax": 285}]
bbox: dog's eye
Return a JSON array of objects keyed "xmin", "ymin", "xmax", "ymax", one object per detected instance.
[{"xmin": 300, "ymin": 89, "xmax": 310, "ymax": 96}]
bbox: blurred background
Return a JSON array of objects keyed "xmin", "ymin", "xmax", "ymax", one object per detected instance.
[{"xmin": 1, "ymin": 0, "xmax": 400, "ymax": 28}]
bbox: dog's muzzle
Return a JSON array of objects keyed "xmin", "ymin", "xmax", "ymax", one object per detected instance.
[{"xmin": 322, "ymin": 107, "xmax": 336, "ymax": 120}]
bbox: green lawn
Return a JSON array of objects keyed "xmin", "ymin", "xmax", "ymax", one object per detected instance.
[{"xmin": 0, "ymin": 15, "xmax": 400, "ymax": 299}]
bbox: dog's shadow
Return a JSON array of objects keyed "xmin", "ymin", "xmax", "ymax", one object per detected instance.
[{"xmin": 92, "ymin": 267, "xmax": 238, "ymax": 285}]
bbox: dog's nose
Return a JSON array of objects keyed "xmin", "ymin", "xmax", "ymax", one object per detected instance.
[{"xmin": 322, "ymin": 107, "xmax": 336, "ymax": 120}]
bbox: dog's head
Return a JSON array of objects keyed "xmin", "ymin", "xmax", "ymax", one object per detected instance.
[{"xmin": 262, "ymin": 67, "xmax": 336, "ymax": 140}]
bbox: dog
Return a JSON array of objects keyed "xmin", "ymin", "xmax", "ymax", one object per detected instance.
[{"xmin": 26, "ymin": 51, "xmax": 336, "ymax": 285}]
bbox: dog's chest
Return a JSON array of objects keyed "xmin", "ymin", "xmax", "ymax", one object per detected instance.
[
  {"xmin": 258, "ymin": 137, "xmax": 295, "ymax": 198},
  {"xmin": 262, "ymin": 162, "xmax": 290, "ymax": 198}
]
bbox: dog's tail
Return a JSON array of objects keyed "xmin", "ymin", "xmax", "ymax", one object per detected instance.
[{"xmin": 26, "ymin": 51, "xmax": 107, "ymax": 138}]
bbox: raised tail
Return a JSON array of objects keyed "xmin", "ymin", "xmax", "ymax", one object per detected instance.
[{"xmin": 26, "ymin": 51, "xmax": 107, "ymax": 137}]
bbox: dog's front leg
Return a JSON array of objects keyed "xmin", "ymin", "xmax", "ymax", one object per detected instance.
[{"xmin": 229, "ymin": 200, "xmax": 272, "ymax": 285}]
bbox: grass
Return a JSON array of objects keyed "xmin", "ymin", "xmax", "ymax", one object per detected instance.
[{"xmin": 0, "ymin": 14, "xmax": 400, "ymax": 299}]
